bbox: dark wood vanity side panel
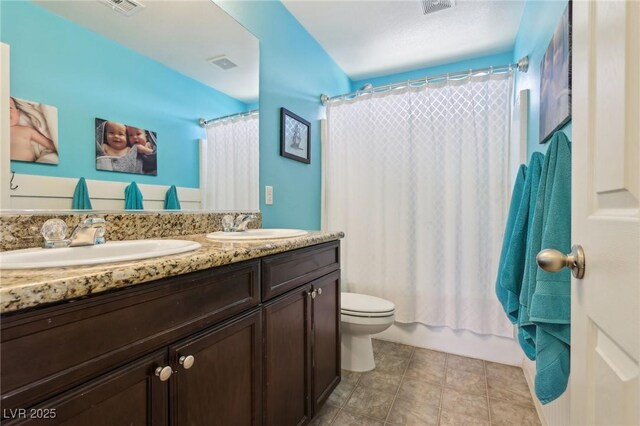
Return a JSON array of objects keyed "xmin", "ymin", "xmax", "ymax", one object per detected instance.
[
  {"xmin": 261, "ymin": 242, "xmax": 339, "ymax": 302},
  {"xmin": 0, "ymin": 260, "xmax": 260, "ymax": 411}
]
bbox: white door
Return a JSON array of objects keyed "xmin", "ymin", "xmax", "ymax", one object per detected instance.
[{"xmin": 571, "ymin": 1, "xmax": 639, "ymax": 425}]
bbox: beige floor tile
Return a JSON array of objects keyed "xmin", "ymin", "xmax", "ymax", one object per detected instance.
[
  {"xmin": 487, "ymin": 374, "xmax": 536, "ymax": 407},
  {"xmin": 344, "ymin": 386, "xmax": 395, "ymax": 421},
  {"xmin": 440, "ymin": 387, "xmax": 489, "ymax": 420},
  {"xmin": 386, "ymin": 396, "xmax": 439, "ymax": 425},
  {"xmin": 396, "ymin": 377, "xmax": 442, "ymax": 406},
  {"xmin": 372, "ymin": 339, "xmax": 414, "ymax": 359},
  {"xmin": 374, "ymin": 353, "xmax": 410, "ymax": 375},
  {"xmin": 359, "ymin": 370, "xmax": 403, "ymax": 395},
  {"xmin": 446, "ymin": 354, "xmax": 485, "ymax": 375},
  {"xmin": 485, "ymin": 361, "xmax": 525, "ymax": 381},
  {"xmin": 489, "ymin": 398, "xmax": 541, "ymax": 426},
  {"xmin": 341, "ymin": 369, "xmax": 363, "ymax": 386},
  {"xmin": 444, "ymin": 368, "xmax": 487, "ymax": 396},
  {"xmin": 438, "ymin": 410, "xmax": 490, "ymax": 426},
  {"xmin": 328, "ymin": 381, "xmax": 356, "ymax": 407},
  {"xmin": 332, "ymin": 410, "xmax": 385, "ymax": 426},
  {"xmin": 404, "ymin": 358, "xmax": 445, "ymax": 385},
  {"xmin": 309, "ymin": 403, "xmax": 340, "ymax": 426},
  {"xmin": 412, "ymin": 348, "xmax": 447, "ymax": 367}
]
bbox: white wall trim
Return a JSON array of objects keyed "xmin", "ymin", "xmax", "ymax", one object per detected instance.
[
  {"xmin": 1, "ymin": 42, "xmax": 11, "ymax": 210},
  {"xmin": 376, "ymin": 322, "xmax": 524, "ymax": 365},
  {"xmin": 8, "ymin": 174, "xmax": 201, "ymax": 210}
]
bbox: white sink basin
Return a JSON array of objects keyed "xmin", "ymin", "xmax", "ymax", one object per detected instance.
[
  {"xmin": 0, "ymin": 239, "xmax": 202, "ymax": 270},
  {"xmin": 206, "ymin": 229, "xmax": 308, "ymax": 241}
]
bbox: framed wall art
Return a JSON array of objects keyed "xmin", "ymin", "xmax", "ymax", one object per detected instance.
[{"xmin": 280, "ymin": 107, "xmax": 310, "ymax": 164}]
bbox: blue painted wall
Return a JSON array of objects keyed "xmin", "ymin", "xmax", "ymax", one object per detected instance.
[
  {"xmin": 217, "ymin": 1, "xmax": 352, "ymax": 230},
  {"xmin": 351, "ymin": 51, "xmax": 514, "ymax": 91},
  {"xmin": 513, "ymin": 0, "xmax": 571, "ymax": 158},
  {"xmin": 1, "ymin": 1, "xmax": 248, "ymax": 188}
]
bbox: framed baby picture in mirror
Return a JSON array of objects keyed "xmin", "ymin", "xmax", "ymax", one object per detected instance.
[
  {"xmin": 539, "ymin": 3, "xmax": 571, "ymax": 144},
  {"xmin": 95, "ymin": 118, "xmax": 158, "ymax": 176},
  {"xmin": 10, "ymin": 96, "xmax": 59, "ymax": 164},
  {"xmin": 280, "ymin": 108, "xmax": 310, "ymax": 164}
]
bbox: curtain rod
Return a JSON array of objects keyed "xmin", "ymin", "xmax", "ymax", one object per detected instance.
[
  {"xmin": 199, "ymin": 109, "xmax": 259, "ymax": 128},
  {"xmin": 320, "ymin": 55, "xmax": 529, "ymax": 106}
]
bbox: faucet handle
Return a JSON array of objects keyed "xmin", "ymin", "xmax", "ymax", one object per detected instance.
[
  {"xmin": 222, "ymin": 215, "xmax": 235, "ymax": 232},
  {"xmin": 41, "ymin": 219, "xmax": 70, "ymax": 248}
]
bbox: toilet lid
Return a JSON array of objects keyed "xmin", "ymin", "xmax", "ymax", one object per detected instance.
[{"xmin": 341, "ymin": 292, "xmax": 395, "ymax": 314}]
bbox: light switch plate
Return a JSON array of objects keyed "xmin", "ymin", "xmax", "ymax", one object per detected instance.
[{"xmin": 265, "ymin": 186, "xmax": 273, "ymax": 205}]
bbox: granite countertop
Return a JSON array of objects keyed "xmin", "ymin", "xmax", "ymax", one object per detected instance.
[{"xmin": 0, "ymin": 231, "xmax": 344, "ymax": 314}]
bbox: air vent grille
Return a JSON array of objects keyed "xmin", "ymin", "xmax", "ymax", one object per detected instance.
[
  {"xmin": 421, "ymin": 0, "xmax": 454, "ymax": 15},
  {"xmin": 208, "ymin": 56, "xmax": 238, "ymax": 70},
  {"xmin": 99, "ymin": 0, "xmax": 145, "ymax": 17}
]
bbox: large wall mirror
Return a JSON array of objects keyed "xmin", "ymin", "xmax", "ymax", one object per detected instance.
[{"xmin": 0, "ymin": 0, "xmax": 259, "ymax": 211}]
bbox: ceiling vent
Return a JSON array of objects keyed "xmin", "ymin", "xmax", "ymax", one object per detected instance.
[
  {"xmin": 208, "ymin": 56, "xmax": 238, "ymax": 70},
  {"xmin": 99, "ymin": 0, "xmax": 145, "ymax": 17},
  {"xmin": 421, "ymin": 0, "xmax": 454, "ymax": 15}
]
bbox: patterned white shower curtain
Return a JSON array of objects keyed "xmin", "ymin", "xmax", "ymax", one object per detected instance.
[
  {"xmin": 201, "ymin": 114, "xmax": 259, "ymax": 211},
  {"xmin": 323, "ymin": 74, "xmax": 514, "ymax": 337}
]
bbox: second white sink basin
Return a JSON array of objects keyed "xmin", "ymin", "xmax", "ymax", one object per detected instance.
[
  {"xmin": 206, "ymin": 229, "xmax": 308, "ymax": 241},
  {"xmin": 0, "ymin": 239, "xmax": 202, "ymax": 270}
]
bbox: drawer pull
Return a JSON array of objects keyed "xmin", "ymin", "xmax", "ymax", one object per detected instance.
[
  {"xmin": 155, "ymin": 366, "xmax": 173, "ymax": 381},
  {"xmin": 179, "ymin": 355, "xmax": 195, "ymax": 369}
]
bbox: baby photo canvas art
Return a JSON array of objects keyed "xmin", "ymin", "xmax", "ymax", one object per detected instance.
[
  {"xmin": 10, "ymin": 97, "xmax": 59, "ymax": 164},
  {"xmin": 95, "ymin": 118, "xmax": 157, "ymax": 176}
]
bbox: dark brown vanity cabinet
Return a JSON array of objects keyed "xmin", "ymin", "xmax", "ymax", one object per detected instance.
[
  {"xmin": 0, "ymin": 241, "xmax": 340, "ymax": 426},
  {"xmin": 262, "ymin": 242, "xmax": 341, "ymax": 426}
]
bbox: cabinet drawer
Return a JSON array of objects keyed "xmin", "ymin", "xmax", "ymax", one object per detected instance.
[
  {"xmin": 1, "ymin": 260, "xmax": 260, "ymax": 411},
  {"xmin": 261, "ymin": 242, "xmax": 339, "ymax": 302}
]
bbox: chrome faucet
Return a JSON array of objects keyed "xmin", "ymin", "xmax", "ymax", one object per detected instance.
[
  {"xmin": 41, "ymin": 217, "xmax": 107, "ymax": 248},
  {"xmin": 222, "ymin": 214, "xmax": 257, "ymax": 232},
  {"xmin": 234, "ymin": 214, "xmax": 257, "ymax": 231},
  {"xmin": 69, "ymin": 217, "xmax": 107, "ymax": 246}
]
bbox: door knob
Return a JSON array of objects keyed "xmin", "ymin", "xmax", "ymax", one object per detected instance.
[
  {"xmin": 536, "ymin": 245, "xmax": 585, "ymax": 279},
  {"xmin": 179, "ymin": 355, "xmax": 195, "ymax": 369},
  {"xmin": 155, "ymin": 366, "xmax": 173, "ymax": 381}
]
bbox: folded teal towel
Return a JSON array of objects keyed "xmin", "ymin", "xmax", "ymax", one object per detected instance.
[
  {"xmin": 496, "ymin": 164, "xmax": 527, "ymax": 323},
  {"xmin": 72, "ymin": 177, "xmax": 93, "ymax": 209},
  {"xmin": 124, "ymin": 181, "xmax": 144, "ymax": 210},
  {"xmin": 164, "ymin": 185, "xmax": 181, "ymax": 210},
  {"xmin": 529, "ymin": 132, "xmax": 572, "ymax": 404},
  {"xmin": 514, "ymin": 152, "xmax": 545, "ymax": 360}
]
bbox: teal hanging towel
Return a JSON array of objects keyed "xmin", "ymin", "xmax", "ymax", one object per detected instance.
[
  {"xmin": 72, "ymin": 177, "xmax": 93, "ymax": 209},
  {"xmin": 124, "ymin": 181, "xmax": 144, "ymax": 210},
  {"xmin": 164, "ymin": 185, "xmax": 181, "ymax": 210},
  {"xmin": 496, "ymin": 164, "xmax": 527, "ymax": 323}
]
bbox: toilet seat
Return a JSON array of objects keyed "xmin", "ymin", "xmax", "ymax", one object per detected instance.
[{"xmin": 341, "ymin": 292, "xmax": 395, "ymax": 318}]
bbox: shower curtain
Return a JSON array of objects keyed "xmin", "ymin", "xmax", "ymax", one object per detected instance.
[
  {"xmin": 201, "ymin": 114, "xmax": 259, "ymax": 211},
  {"xmin": 323, "ymin": 73, "xmax": 514, "ymax": 337}
]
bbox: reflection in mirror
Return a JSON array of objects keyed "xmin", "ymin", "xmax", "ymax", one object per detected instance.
[{"xmin": 1, "ymin": 0, "xmax": 258, "ymax": 211}]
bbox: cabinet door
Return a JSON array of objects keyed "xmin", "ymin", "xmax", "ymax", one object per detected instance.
[
  {"xmin": 263, "ymin": 285, "xmax": 313, "ymax": 426},
  {"xmin": 169, "ymin": 309, "xmax": 262, "ymax": 426},
  {"xmin": 311, "ymin": 271, "xmax": 341, "ymax": 413},
  {"xmin": 2, "ymin": 351, "xmax": 169, "ymax": 426}
]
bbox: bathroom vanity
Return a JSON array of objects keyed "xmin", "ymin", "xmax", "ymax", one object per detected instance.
[{"xmin": 0, "ymin": 231, "xmax": 342, "ymax": 425}]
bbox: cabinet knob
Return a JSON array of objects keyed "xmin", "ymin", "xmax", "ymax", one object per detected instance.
[
  {"xmin": 155, "ymin": 366, "xmax": 173, "ymax": 381},
  {"xmin": 179, "ymin": 355, "xmax": 195, "ymax": 369},
  {"xmin": 317, "ymin": 288, "xmax": 323, "ymax": 296},
  {"xmin": 311, "ymin": 290, "xmax": 317, "ymax": 299}
]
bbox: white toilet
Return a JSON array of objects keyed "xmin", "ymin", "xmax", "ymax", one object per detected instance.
[{"xmin": 341, "ymin": 292, "xmax": 396, "ymax": 372}]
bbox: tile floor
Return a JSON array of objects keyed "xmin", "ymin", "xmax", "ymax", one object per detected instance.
[{"xmin": 312, "ymin": 339, "xmax": 541, "ymax": 426}]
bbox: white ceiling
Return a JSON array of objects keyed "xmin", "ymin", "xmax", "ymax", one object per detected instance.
[
  {"xmin": 282, "ymin": 0, "xmax": 525, "ymax": 81},
  {"xmin": 35, "ymin": 0, "xmax": 259, "ymax": 103}
]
